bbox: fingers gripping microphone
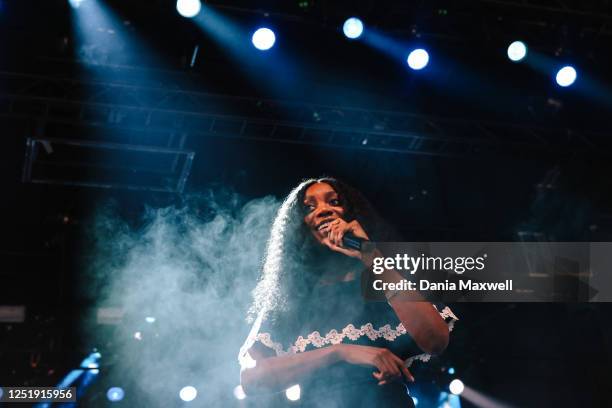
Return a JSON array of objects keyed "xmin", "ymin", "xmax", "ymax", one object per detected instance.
[{"xmin": 342, "ymin": 233, "xmax": 367, "ymax": 250}]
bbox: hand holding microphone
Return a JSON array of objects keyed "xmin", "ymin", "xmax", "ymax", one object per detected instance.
[
  {"xmin": 319, "ymin": 218, "xmax": 371, "ymax": 260},
  {"xmin": 341, "ymin": 232, "xmax": 367, "ymax": 251}
]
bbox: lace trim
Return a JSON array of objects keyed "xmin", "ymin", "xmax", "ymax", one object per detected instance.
[
  {"xmin": 255, "ymin": 321, "xmax": 409, "ymax": 356},
  {"xmin": 251, "ymin": 304, "xmax": 459, "ymax": 361},
  {"xmin": 405, "ymin": 353, "xmax": 432, "ymax": 367},
  {"xmin": 437, "ymin": 305, "xmax": 459, "ymax": 333}
]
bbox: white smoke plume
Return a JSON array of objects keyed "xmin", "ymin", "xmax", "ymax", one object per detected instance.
[{"xmin": 82, "ymin": 189, "xmax": 280, "ymax": 406}]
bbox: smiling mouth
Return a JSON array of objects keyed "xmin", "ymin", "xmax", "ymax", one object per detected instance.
[{"xmin": 316, "ymin": 218, "xmax": 335, "ymax": 231}]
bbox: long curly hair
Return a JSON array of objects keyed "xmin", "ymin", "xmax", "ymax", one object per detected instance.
[{"xmin": 248, "ymin": 177, "xmax": 394, "ymax": 325}]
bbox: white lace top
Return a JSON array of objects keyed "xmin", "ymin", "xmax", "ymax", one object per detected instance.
[{"xmin": 239, "ymin": 278, "xmax": 458, "ymax": 371}]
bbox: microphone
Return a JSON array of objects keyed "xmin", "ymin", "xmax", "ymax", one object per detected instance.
[{"xmin": 342, "ymin": 233, "xmax": 368, "ymax": 251}]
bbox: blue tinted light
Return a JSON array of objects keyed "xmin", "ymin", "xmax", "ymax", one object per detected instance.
[
  {"xmin": 407, "ymin": 49, "xmax": 429, "ymax": 70},
  {"xmin": 343, "ymin": 17, "xmax": 364, "ymax": 39},
  {"xmin": 252, "ymin": 28, "xmax": 276, "ymax": 51}
]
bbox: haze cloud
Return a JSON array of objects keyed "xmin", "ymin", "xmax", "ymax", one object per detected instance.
[{"xmin": 84, "ymin": 189, "xmax": 280, "ymax": 405}]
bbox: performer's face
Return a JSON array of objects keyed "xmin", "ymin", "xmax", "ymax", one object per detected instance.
[{"xmin": 303, "ymin": 182, "xmax": 346, "ymax": 245}]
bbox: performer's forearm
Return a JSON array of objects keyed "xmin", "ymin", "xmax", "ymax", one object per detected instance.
[
  {"xmin": 240, "ymin": 345, "xmax": 341, "ymax": 395},
  {"xmin": 388, "ymin": 294, "xmax": 449, "ymax": 354},
  {"xmin": 364, "ymin": 250, "xmax": 449, "ymax": 355}
]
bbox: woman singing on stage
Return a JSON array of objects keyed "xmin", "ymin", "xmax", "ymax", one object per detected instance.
[{"xmin": 238, "ymin": 178, "xmax": 458, "ymax": 407}]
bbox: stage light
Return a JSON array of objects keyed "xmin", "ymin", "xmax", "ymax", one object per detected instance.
[
  {"xmin": 285, "ymin": 384, "xmax": 301, "ymax": 401},
  {"xmin": 107, "ymin": 387, "xmax": 125, "ymax": 402},
  {"xmin": 179, "ymin": 386, "xmax": 198, "ymax": 402},
  {"xmin": 448, "ymin": 367, "xmax": 455, "ymax": 375},
  {"xmin": 68, "ymin": 0, "xmax": 85, "ymax": 8},
  {"xmin": 555, "ymin": 66, "xmax": 577, "ymax": 87},
  {"xmin": 507, "ymin": 41, "xmax": 527, "ymax": 62},
  {"xmin": 233, "ymin": 385, "xmax": 246, "ymax": 400},
  {"xmin": 80, "ymin": 351, "xmax": 101, "ymax": 369},
  {"xmin": 407, "ymin": 49, "xmax": 429, "ymax": 70},
  {"xmin": 176, "ymin": 0, "xmax": 201, "ymax": 18},
  {"xmin": 343, "ymin": 17, "xmax": 364, "ymax": 39},
  {"xmin": 252, "ymin": 28, "xmax": 276, "ymax": 51},
  {"xmin": 449, "ymin": 379, "xmax": 464, "ymax": 395},
  {"xmin": 145, "ymin": 316, "xmax": 156, "ymax": 323}
]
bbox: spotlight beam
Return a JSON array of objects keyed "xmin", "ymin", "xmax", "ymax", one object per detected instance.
[
  {"xmin": 407, "ymin": 49, "xmax": 429, "ymax": 70},
  {"xmin": 556, "ymin": 66, "xmax": 577, "ymax": 87},
  {"xmin": 343, "ymin": 17, "xmax": 364, "ymax": 39},
  {"xmin": 177, "ymin": 0, "xmax": 202, "ymax": 18},
  {"xmin": 252, "ymin": 27, "xmax": 276, "ymax": 51},
  {"xmin": 459, "ymin": 385, "xmax": 516, "ymax": 408},
  {"xmin": 507, "ymin": 41, "xmax": 527, "ymax": 62}
]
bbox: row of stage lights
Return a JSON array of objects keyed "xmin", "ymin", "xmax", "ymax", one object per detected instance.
[
  {"xmin": 67, "ymin": 0, "xmax": 578, "ymax": 86},
  {"xmin": 507, "ymin": 41, "xmax": 577, "ymax": 87},
  {"xmin": 35, "ymin": 345, "xmax": 462, "ymax": 406},
  {"xmin": 173, "ymin": 0, "xmax": 578, "ymax": 87},
  {"xmin": 104, "ymin": 379, "xmax": 465, "ymax": 404}
]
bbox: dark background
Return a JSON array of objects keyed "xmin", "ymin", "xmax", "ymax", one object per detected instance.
[{"xmin": 1, "ymin": 0, "xmax": 612, "ymax": 407}]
